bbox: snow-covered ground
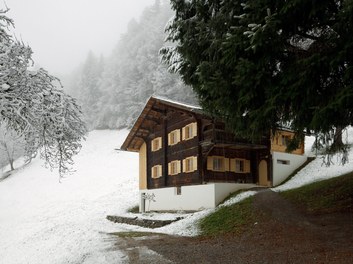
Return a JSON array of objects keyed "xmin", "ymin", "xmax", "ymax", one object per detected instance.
[
  {"xmin": 1, "ymin": 129, "xmax": 353, "ymax": 264},
  {"xmin": 0, "ymin": 130, "xmax": 140, "ymax": 264}
]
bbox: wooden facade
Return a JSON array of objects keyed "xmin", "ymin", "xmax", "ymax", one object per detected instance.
[{"xmin": 121, "ymin": 96, "xmax": 282, "ymax": 189}]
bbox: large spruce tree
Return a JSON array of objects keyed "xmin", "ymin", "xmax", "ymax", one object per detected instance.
[{"xmin": 162, "ymin": 0, "xmax": 353, "ymax": 152}]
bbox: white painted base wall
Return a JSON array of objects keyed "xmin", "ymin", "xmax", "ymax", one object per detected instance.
[
  {"xmin": 272, "ymin": 151, "xmax": 307, "ymax": 186},
  {"xmin": 140, "ymin": 183, "xmax": 256, "ymax": 212}
]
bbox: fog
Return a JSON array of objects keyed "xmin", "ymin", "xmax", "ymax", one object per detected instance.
[{"xmin": 5, "ymin": 0, "xmax": 156, "ymax": 75}]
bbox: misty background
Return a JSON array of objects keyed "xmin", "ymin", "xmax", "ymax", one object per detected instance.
[{"xmin": 1, "ymin": 0, "xmax": 197, "ymax": 168}]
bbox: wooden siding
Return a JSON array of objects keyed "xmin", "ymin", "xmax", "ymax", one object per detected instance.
[
  {"xmin": 271, "ymin": 130, "xmax": 304, "ymax": 155},
  {"xmin": 147, "ymin": 111, "xmax": 202, "ymax": 189}
]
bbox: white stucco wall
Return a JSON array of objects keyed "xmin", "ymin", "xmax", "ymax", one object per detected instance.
[
  {"xmin": 272, "ymin": 151, "xmax": 307, "ymax": 186},
  {"xmin": 140, "ymin": 183, "xmax": 256, "ymax": 212}
]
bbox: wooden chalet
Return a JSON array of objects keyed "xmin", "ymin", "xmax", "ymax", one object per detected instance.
[{"xmin": 121, "ymin": 96, "xmax": 306, "ymax": 211}]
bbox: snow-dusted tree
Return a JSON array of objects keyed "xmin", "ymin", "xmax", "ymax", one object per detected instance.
[
  {"xmin": 0, "ymin": 126, "xmax": 26, "ymax": 171},
  {"xmin": 0, "ymin": 9, "xmax": 86, "ymax": 178}
]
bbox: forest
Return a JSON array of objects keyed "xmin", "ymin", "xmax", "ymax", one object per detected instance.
[{"xmin": 63, "ymin": 0, "xmax": 197, "ymax": 130}]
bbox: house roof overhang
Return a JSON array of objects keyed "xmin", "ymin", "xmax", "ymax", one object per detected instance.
[{"xmin": 120, "ymin": 96, "xmax": 203, "ymax": 152}]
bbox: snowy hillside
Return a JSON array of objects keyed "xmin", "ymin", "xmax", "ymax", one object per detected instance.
[
  {"xmin": 0, "ymin": 130, "xmax": 139, "ymax": 264},
  {"xmin": 1, "ymin": 129, "xmax": 353, "ymax": 264}
]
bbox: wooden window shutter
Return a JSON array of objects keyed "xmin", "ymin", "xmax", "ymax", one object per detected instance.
[
  {"xmin": 176, "ymin": 129, "xmax": 181, "ymax": 143},
  {"xmin": 193, "ymin": 156, "xmax": 198, "ymax": 171},
  {"xmin": 168, "ymin": 133, "xmax": 171, "ymax": 145},
  {"xmin": 224, "ymin": 158, "xmax": 230, "ymax": 172},
  {"xmin": 245, "ymin": 160, "xmax": 251, "ymax": 173},
  {"xmin": 192, "ymin": 122, "xmax": 197, "ymax": 137},
  {"xmin": 182, "ymin": 159, "xmax": 186, "ymax": 172},
  {"xmin": 158, "ymin": 165, "xmax": 162, "ymax": 177},
  {"xmin": 158, "ymin": 137, "xmax": 162, "ymax": 148},
  {"xmin": 182, "ymin": 127, "xmax": 186, "ymax": 140},
  {"xmin": 168, "ymin": 162, "xmax": 171, "ymax": 175},
  {"xmin": 177, "ymin": 160, "xmax": 181, "ymax": 173},
  {"xmin": 207, "ymin": 156, "xmax": 213, "ymax": 170}
]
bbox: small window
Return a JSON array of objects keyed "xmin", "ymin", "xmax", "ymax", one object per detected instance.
[
  {"xmin": 168, "ymin": 129, "xmax": 180, "ymax": 146},
  {"xmin": 235, "ymin": 160, "xmax": 244, "ymax": 172},
  {"xmin": 182, "ymin": 123, "xmax": 197, "ymax": 140},
  {"xmin": 213, "ymin": 157, "xmax": 224, "ymax": 171},
  {"xmin": 176, "ymin": 186, "xmax": 181, "ymax": 195},
  {"xmin": 183, "ymin": 156, "xmax": 197, "ymax": 173},
  {"xmin": 230, "ymin": 159, "xmax": 250, "ymax": 173},
  {"xmin": 168, "ymin": 160, "xmax": 181, "ymax": 175},
  {"xmin": 277, "ymin": 159, "xmax": 290, "ymax": 165},
  {"xmin": 151, "ymin": 137, "xmax": 162, "ymax": 152},
  {"xmin": 281, "ymin": 135, "xmax": 291, "ymax": 146},
  {"xmin": 151, "ymin": 165, "xmax": 162, "ymax": 178}
]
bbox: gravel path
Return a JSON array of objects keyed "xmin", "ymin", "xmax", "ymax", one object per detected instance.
[{"xmin": 114, "ymin": 190, "xmax": 353, "ymax": 263}]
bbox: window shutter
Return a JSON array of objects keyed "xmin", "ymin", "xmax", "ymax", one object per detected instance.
[
  {"xmin": 158, "ymin": 165, "xmax": 162, "ymax": 177},
  {"xmin": 168, "ymin": 133, "xmax": 171, "ymax": 145},
  {"xmin": 176, "ymin": 129, "xmax": 181, "ymax": 143},
  {"xmin": 182, "ymin": 159, "xmax": 186, "ymax": 172},
  {"xmin": 168, "ymin": 162, "xmax": 171, "ymax": 175},
  {"xmin": 224, "ymin": 158, "xmax": 230, "ymax": 171},
  {"xmin": 193, "ymin": 156, "xmax": 198, "ymax": 171},
  {"xmin": 245, "ymin": 160, "xmax": 251, "ymax": 173},
  {"xmin": 207, "ymin": 156, "xmax": 213, "ymax": 170},
  {"xmin": 192, "ymin": 122, "xmax": 197, "ymax": 137},
  {"xmin": 158, "ymin": 137, "xmax": 162, "ymax": 149},
  {"xmin": 177, "ymin": 160, "xmax": 181, "ymax": 173},
  {"xmin": 182, "ymin": 127, "xmax": 186, "ymax": 140}
]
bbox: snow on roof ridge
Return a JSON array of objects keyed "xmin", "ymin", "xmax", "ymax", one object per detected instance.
[{"xmin": 151, "ymin": 95, "xmax": 202, "ymax": 110}]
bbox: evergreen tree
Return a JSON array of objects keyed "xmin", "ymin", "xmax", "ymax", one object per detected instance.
[
  {"xmin": 163, "ymin": 0, "xmax": 353, "ymax": 154},
  {"xmin": 66, "ymin": 0, "xmax": 197, "ymax": 130}
]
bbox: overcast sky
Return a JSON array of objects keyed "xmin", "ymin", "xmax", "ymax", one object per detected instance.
[{"xmin": 5, "ymin": 0, "xmax": 156, "ymax": 75}]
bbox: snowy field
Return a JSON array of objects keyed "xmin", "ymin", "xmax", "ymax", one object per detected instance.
[
  {"xmin": 1, "ymin": 129, "xmax": 353, "ymax": 264},
  {"xmin": 0, "ymin": 130, "xmax": 140, "ymax": 264}
]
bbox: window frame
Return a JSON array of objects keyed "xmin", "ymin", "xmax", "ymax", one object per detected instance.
[
  {"xmin": 168, "ymin": 160, "xmax": 181, "ymax": 176},
  {"xmin": 182, "ymin": 122, "xmax": 197, "ymax": 141},
  {"xmin": 151, "ymin": 165, "xmax": 162, "ymax": 179},
  {"xmin": 151, "ymin": 137, "xmax": 162, "ymax": 152},
  {"xmin": 168, "ymin": 129, "xmax": 180, "ymax": 146},
  {"xmin": 183, "ymin": 156, "xmax": 198, "ymax": 173}
]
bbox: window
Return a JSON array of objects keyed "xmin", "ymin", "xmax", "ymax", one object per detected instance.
[
  {"xmin": 235, "ymin": 160, "xmax": 244, "ymax": 172},
  {"xmin": 168, "ymin": 129, "xmax": 180, "ymax": 146},
  {"xmin": 277, "ymin": 159, "xmax": 290, "ymax": 165},
  {"xmin": 281, "ymin": 135, "xmax": 291, "ymax": 146},
  {"xmin": 230, "ymin": 159, "xmax": 251, "ymax": 173},
  {"xmin": 175, "ymin": 186, "xmax": 181, "ymax": 195},
  {"xmin": 151, "ymin": 137, "xmax": 162, "ymax": 152},
  {"xmin": 207, "ymin": 156, "xmax": 230, "ymax": 172},
  {"xmin": 183, "ymin": 156, "xmax": 197, "ymax": 173},
  {"xmin": 213, "ymin": 157, "xmax": 223, "ymax": 171},
  {"xmin": 182, "ymin": 122, "xmax": 197, "ymax": 140},
  {"xmin": 151, "ymin": 165, "xmax": 162, "ymax": 178},
  {"xmin": 168, "ymin": 160, "xmax": 181, "ymax": 175}
]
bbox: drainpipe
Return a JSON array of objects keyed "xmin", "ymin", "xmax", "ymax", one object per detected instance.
[{"xmin": 140, "ymin": 192, "xmax": 145, "ymax": 213}]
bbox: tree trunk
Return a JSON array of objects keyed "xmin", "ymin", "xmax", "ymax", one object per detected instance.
[{"xmin": 333, "ymin": 126, "xmax": 344, "ymax": 149}]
